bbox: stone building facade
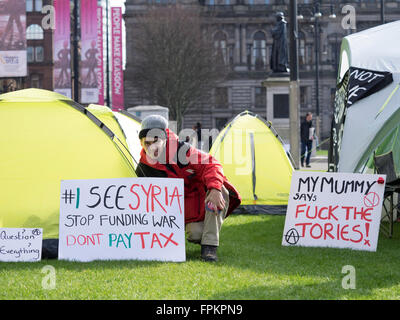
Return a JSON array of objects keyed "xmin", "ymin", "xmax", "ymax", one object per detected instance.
[
  {"xmin": 124, "ymin": 0, "xmax": 400, "ymax": 145},
  {"xmin": 25, "ymin": 0, "xmax": 54, "ymax": 91}
]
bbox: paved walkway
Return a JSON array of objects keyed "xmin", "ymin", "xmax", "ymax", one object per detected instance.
[{"xmin": 296, "ymin": 156, "xmax": 328, "ymax": 172}]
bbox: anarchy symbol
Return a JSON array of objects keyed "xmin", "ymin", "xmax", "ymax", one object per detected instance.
[
  {"xmin": 285, "ymin": 228, "xmax": 300, "ymax": 245},
  {"xmin": 32, "ymin": 229, "xmax": 41, "ymax": 236}
]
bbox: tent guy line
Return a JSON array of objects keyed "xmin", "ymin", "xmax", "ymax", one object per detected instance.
[{"xmin": 374, "ymin": 82, "xmax": 400, "ymax": 119}]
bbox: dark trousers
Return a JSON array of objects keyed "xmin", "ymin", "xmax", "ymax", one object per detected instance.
[{"xmin": 301, "ymin": 140, "xmax": 313, "ymax": 165}]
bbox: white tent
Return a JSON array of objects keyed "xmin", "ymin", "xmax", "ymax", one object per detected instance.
[{"xmin": 329, "ymin": 20, "xmax": 400, "ymax": 173}]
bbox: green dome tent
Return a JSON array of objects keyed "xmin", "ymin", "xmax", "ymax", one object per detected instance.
[
  {"xmin": 87, "ymin": 104, "xmax": 142, "ymax": 169},
  {"xmin": 364, "ymin": 111, "xmax": 400, "ymax": 175},
  {"xmin": 0, "ymin": 89, "xmax": 137, "ymax": 253},
  {"xmin": 210, "ymin": 111, "xmax": 294, "ymax": 214},
  {"xmin": 329, "ymin": 21, "xmax": 400, "ymax": 174},
  {"xmin": 113, "ymin": 110, "xmax": 142, "ymax": 169}
]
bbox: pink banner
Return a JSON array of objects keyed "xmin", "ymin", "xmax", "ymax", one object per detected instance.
[
  {"xmin": 80, "ymin": 0, "xmax": 99, "ymax": 104},
  {"xmin": 111, "ymin": 7, "xmax": 124, "ymax": 111},
  {"xmin": 53, "ymin": 0, "xmax": 71, "ymax": 98},
  {"xmin": 97, "ymin": 6, "xmax": 104, "ymax": 106},
  {"xmin": 0, "ymin": 0, "xmax": 27, "ymax": 77}
]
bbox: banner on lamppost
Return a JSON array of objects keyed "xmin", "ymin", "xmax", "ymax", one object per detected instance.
[
  {"xmin": 111, "ymin": 6, "xmax": 124, "ymax": 111},
  {"xmin": 0, "ymin": 0, "xmax": 27, "ymax": 77},
  {"xmin": 97, "ymin": 6, "xmax": 104, "ymax": 106},
  {"xmin": 53, "ymin": 0, "xmax": 72, "ymax": 98},
  {"xmin": 80, "ymin": 0, "xmax": 99, "ymax": 104}
]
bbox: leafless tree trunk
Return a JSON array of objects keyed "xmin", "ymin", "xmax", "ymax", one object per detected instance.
[{"xmin": 130, "ymin": 5, "xmax": 227, "ymax": 131}]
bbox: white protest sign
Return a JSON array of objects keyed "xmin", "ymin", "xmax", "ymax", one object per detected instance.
[
  {"xmin": 59, "ymin": 177, "xmax": 185, "ymax": 262},
  {"xmin": 0, "ymin": 228, "xmax": 43, "ymax": 262},
  {"xmin": 282, "ymin": 171, "xmax": 386, "ymax": 252}
]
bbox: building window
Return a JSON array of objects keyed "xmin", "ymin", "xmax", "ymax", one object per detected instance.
[
  {"xmin": 331, "ymin": 88, "xmax": 336, "ymax": 110},
  {"xmin": 328, "ymin": 34, "xmax": 341, "ymax": 73},
  {"xmin": 35, "ymin": 46, "xmax": 44, "ymax": 62},
  {"xmin": 26, "ymin": 24, "xmax": 44, "ymax": 40},
  {"xmin": 26, "ymin": 0, "xmax": 33, "ymax": 12},
  {"xmin": 299, "ymin": 31, "xmax": 306, "ymax": 67},
  {"xmin": 27, "ymin": 46, "xmax": 34, "ymax": 63},
  {"xmin": 228, "ymin": 44, "xmax": 234, "ymax": 66},
  {"xmin": 214, "ymin": 31, "xmax": 229, "ymax": 66},
  {"xmin": 27, "ymin": 46, "xmax": 44, "ymax": 63},
  {"xmin": 30, "ymin": 74, "xmax": 41, "ymax": 88},
  {"xmin": 273, "ymin": 94, "xmax": 289, "ymax": 119},
  {"xmin": 306, "ymin": 44, "xmax": 313, "ymax": 64},
  {"xmin": 215, "ymin": 87, "xmax": 229, "ymax": 108},
  {"xmin": 207, "ymin": 0, "xmax": 231, "ymax": 4},
  {"xmin": 215, "ymin": 117, "xmax": 228, "ymax": 131},
  {"xmin": 300, "ymin": 86, "xmax": 307, "ymax": 107},
  {"xmin": 246, "ymin": 44, "xmax": 252, "ymax": 70},
  {"xmin": 300, "ymin": 86, "xmax": 311, "ymax": 108},
  {"xmin": 252, "ymin": 31, "xmax": 267, "ymax": 71},
  {"xmin": 35, "ymin": 0, "xmax": 43, "ymax": 11},
  {"xmin": 255, "ymin": 87, "xmax": 266, "ymax": 108},
  {"xmin": 26, "ymin": 0, "xmax": 43, "ymax": 12}
]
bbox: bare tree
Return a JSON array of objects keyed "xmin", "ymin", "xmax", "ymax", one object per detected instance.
[{"xmin": 131, "ymin": 5, "xmax": 227, "ymax": 130}]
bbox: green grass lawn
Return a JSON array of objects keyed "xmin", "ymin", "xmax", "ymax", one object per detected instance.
[
  {"xmin": 1, "ymin": 214, "xmax": 400, "ymax": 300},
  {"xmin": 316, "ymin": 149, "xmax": 328, "ymax": 157}
]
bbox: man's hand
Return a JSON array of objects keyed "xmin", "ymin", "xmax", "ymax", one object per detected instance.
[{"xmin": 205, "ymin": 188, "xmax": 225, "ymax": 214}]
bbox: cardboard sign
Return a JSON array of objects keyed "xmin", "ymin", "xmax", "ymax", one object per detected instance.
[
  {"xmin": 0, "ymin": 228, "xmax": 43, "ymax": 262},
  {"xmin": 59, "ymin": 178, "xmax": 185, "ymax": 262},
  {"xmin": 282, "ymin": 171, "xmax": 385, "ymax": 252}
]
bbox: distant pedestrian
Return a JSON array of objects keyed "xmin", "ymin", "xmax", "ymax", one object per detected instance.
[{"xmin": 300, "ymin": 112, "xmax": 315, "ymax": 168}]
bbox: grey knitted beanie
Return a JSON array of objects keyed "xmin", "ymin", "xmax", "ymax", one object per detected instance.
[{"xmin": 139, "ymin": 115, "xmax": 168, "ymax": 139}]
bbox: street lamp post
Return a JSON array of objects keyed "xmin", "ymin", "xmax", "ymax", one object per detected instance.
[
  {"xmin": 289, "ymin": 0, "xmax": 300, "ymax": 169},
  {"xmin": 314, "ymin": 4, "xmax": 321, "ymax": 146},
  {"xmin": 297, "ymin": 0, "xmax": 336, "ymax": 149}
]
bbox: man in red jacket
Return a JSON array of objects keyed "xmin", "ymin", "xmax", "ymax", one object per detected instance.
[{"xmin": 136, "ymin": 115, "xmax": 241, "ymax": 262}]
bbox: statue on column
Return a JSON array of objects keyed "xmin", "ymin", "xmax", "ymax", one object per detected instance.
[{"xmin": 270, "ymin": 12, "xmax": 289, "ymax": 73}]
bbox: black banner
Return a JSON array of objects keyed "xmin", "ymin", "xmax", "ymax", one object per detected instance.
[
  {"xmin": 347, "ymin": 67, "xmax": 393, "ymax": 107},
  {"xmin": 328, "ymin": 71, "xmax": 349, "ymax": 172},
  {"xmin": 328, "ymin": 67, "xmax": 393, "ymax": 172}
]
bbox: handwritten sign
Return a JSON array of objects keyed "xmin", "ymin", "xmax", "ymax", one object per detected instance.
[
  {"xmin": 0, "ymin": 228, "xmax": 43, "ymax": 262},
  {"xmin": 282, "ymin": 172, "xmax": 385, "ymax": 252},
  {"xmin": 59, "ymin": 178, "xmax": 185, "ymax": 262}
]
